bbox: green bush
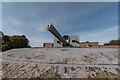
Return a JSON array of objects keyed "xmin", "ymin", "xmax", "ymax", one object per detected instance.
[
  {"xmin": 104, "ymin": 40, "xmax": 120, "ymax": 45},
  {"xmin": 2, "ymin": 35, "xmax": 30, "ymax": 51}
]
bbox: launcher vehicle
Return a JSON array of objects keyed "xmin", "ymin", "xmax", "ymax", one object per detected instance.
[{"xmin": 46, "ymin": 23, "xmax": 79, "ymax": 47}]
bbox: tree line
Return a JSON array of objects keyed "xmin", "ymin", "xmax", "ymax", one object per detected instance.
[
  {"xmin": 104, "ymin": 40, "xmax": 120, "ymax": 45},
  {"xmin": 2, "ymin": 35, "xmax": 30, "ymax": 51}
]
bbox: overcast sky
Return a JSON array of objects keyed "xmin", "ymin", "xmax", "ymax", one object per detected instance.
[{"xmin": 2, "ymin": 2, "xmax": 118, "ymax": 47}]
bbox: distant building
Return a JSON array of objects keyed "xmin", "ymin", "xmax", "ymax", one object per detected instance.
[
  {"xmin": 0, "ymin": 31, "xmax": 4, "ymax": 37},
  {"xmin": 43, "ymin": 43, "xmax": 53, "ymax": 47},
  {"xmin": 79, "ymin": 42, "xmax": 89, "ymax": 47},
  {"xmin": 0, "ymin": 31, "xmax": 3, "ymax": 51},
  {"xmin": 79, "ymin": 41, "xmax": 99, "ymax": 47}
]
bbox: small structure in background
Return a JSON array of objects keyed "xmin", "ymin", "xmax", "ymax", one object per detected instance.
[
  {"xmin": 0, "ymin": 31, "xmax": 4, "ymax": 37},
  {"xmin": 43, "ymin": 43, "xmax": 53, "ymax": 47},
  {"xmin": 0, "ymin": 31, "xmax": 4, "ymax": 51},
  {"xmin": 79, "ymin": 41, "xmax": 99, "ymax": 47}
]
